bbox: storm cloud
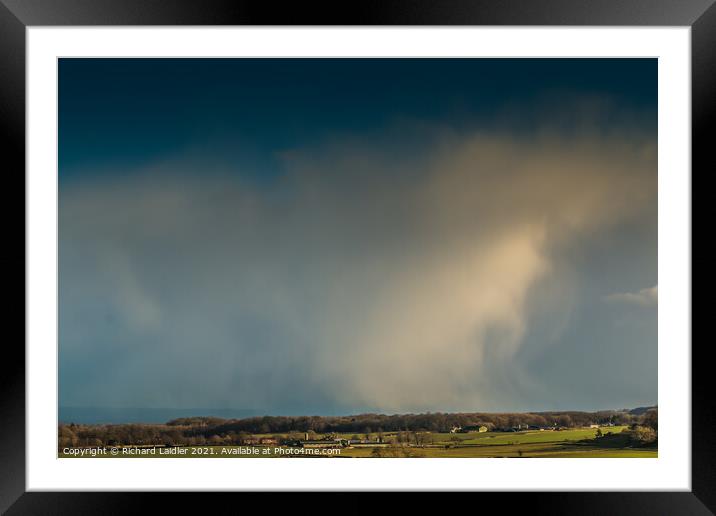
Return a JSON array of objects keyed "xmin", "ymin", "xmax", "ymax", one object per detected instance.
[{"xmin": 59, "ymin": 127, "xmax": 656, "ymax": 414}]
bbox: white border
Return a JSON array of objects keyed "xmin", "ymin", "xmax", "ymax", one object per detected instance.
[{"xmin": 27, "ymin": 27, "xmax": 691, "ymax": 491}]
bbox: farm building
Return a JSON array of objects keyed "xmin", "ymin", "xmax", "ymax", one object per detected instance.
[
  {"xmin": 460, "ymin": 425, "xmax": 488, "ymax": 433},
  {"xmin": 242, "ymin": 437, "xmax": 278, "ymax": 445},
  {"xmin": 301, "ymin": 440, "xmax": 342, "ymax": 449},
  {"xmin": 348, "ymin": 441, "xmax": 389, "ymax": 448}
]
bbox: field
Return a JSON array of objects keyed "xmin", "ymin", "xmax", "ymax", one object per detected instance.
[{"xmin": 59, "ymin": 426, "xmax": 657, "ymax": 458}]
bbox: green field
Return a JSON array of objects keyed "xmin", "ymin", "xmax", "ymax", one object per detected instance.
[{"xmin": 59, "ymin": 426, "xmax": 656, "ymax": 458}]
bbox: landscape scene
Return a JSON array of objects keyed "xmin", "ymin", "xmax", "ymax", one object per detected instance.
[
  {"xmin": 59, "ymin": 407, "xmax": 657, "ymax": 458},
  {"xmin": 59, "ymin": 58, "xmax": 657, "ymax": 458}
]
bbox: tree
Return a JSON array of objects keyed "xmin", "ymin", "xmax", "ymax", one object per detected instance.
[
  {"xmin": 631, "ymin": 426, "xmax": 657, "ymax": 445},
  {"xmin": 58, "ymin": 425, "xmax": 78, "ymax": 449},
  {"xmin": 556, "ymin": 414, "xmax": 573, "ymax": 428},
  {"xmin": 642, "ymin": 408, "xmax": 658, "ymax": 431}
]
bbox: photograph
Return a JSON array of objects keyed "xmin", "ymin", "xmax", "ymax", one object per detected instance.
[
  {"xmin": 2, "ymin": 0, "xmax": 706, "ymax": 507},
  {"xmin": 57, "ymin": 57, "xmax": 659, "ymax": 460}
]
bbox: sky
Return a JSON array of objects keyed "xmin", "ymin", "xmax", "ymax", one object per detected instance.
[{"xmin": 58, "ymin": 58, "xmax": 657, "ymax": 421}]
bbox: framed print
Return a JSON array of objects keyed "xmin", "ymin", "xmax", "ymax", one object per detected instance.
[{"xmin": 2, "ymin": 0, "xmax": 710, "ymax": 511}]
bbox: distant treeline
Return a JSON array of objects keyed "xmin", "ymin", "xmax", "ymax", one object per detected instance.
[
  {"xmin": 171, "ymin": 409, "xmax": 651, "ymax": 434},
  {"xmin": 58, "ymin": 407, "xmax": 657, "ymax": 449}
]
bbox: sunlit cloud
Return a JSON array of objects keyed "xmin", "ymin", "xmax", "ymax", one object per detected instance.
[{"xmin": 605, "ymin": 285, "xmax": 658, "ymax": 307}]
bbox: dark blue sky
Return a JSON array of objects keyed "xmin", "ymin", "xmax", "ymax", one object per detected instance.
[
  {"xmin": 59, "ymin": 59, "xmax": 657, "ymax": 420},
  {"xmin": 59, "ymin": 58, "xmax": 656, "ymax": 181}
]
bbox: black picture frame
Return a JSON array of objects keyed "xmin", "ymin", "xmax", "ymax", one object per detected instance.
[{"xmin": 1, "ymin": 0, "xmax": 709, "ymax": 512}]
